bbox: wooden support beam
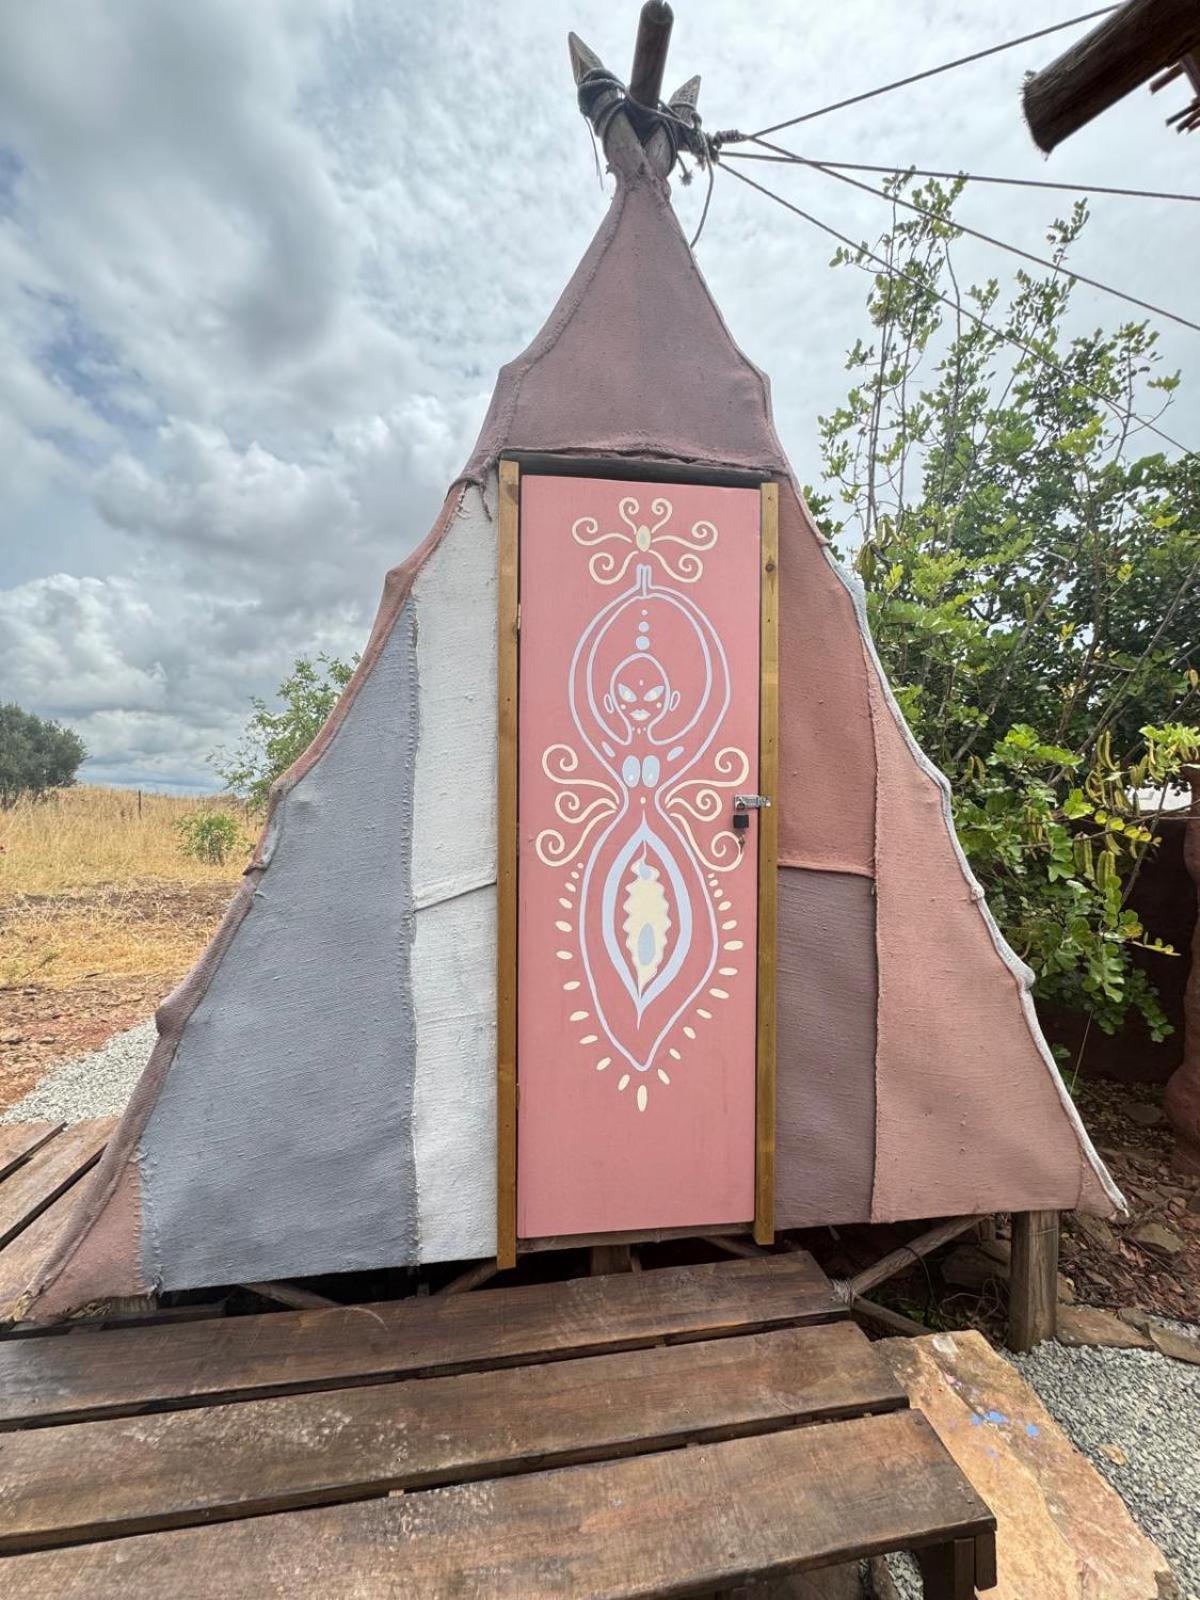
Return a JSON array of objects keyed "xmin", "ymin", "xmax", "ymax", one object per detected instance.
[
  {"xmin": 849, "ymin": 1295, "xmax": 930, "ymax": 1340},
  {"xmin": 438, "ymin": 1262, "xmax": 499, "ymax": 1296},
  {"xmin": 241, "ymin": 1281, "xmax": 337, "ymax": 1311},
  {"xmin": 590, "ymin": 1244, "xmax": 634, "ymax": 1275},
  {"xmin": 840, "ymin": 1216, "xmax": 985, "ymax": 1303},
  {"xmin": 1023, "ymin": 0, "xmax": 1200, "ymax": 152},
  {"xmin": 1008, "ymin": 1210, "xmax": 1059, "ymax": 1352},
  {"xmin": 629, "ymin": 1, "xmax": 673, "ymax": 109}
]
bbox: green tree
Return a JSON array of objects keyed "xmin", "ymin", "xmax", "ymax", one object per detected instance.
[
  {"xmin": 810, "ymin": 178, "xmax": 1200, "ymax": 1043},
  {"xmin": 213, "ymin": 653, "xmax": 357, "ymax": 812},
  {"xmin": 0, "ymin": 703, "xmax": 87, "ymax": 807}
]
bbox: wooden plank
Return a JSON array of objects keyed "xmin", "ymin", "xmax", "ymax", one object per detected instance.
[
  {"xmin": 495, "ymin": 456, "xmax": 520, "ymax": 1271},
  {"xmin": 2, "ymin": 1410, "xmax": 993, "ymax": 1597},
  {"xmin": 240, "ymin": 1281, "xmax": 338, "ymax": 1311},
  {"xmin": 0, "ymin": 1322, "xmax": 906, "ymax": 1553},
  {"xmin": 0, "ymin": 1122, "xmax": 63, "ymax": 1184},
  {"xmin": 1008, "ymin": 1209, "xmax": 1059, "ymax": 1352},
  {"xmin": 0, "ymin": 1119, "xmax": 112, "ymax": 1250},
  {"xmin": 0, "ymin": 1188, "xmax": 96, "ymax": 1326},
  {"xmin": 0, "ymin": 1254, "xmax": 843, "ymax": 1430},
  {"xmin": 754, "ymin": 480, "xmax": 779, "ymax": 1246}
]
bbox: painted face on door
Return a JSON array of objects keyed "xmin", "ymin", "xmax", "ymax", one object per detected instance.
[{"xmin": 605, "ymin": 654, "xmax": 678, "ymax": 741}]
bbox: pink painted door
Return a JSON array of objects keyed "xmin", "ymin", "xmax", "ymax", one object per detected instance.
[{"xmin": 516, "ymin": 474, "xmax": 762, "ymax": 1239}]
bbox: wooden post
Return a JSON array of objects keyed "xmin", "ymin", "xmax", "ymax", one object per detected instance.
[
  {"xmin": 629, "ymin": 1, "xmax": 674, "ymax": 109},
  {"xmin": 1008, "ymin": 1210, "xmax": 1059, "ymax": 1352},
  {"xmin": 495, "ymin": 461, "xmax": 521, "ymax": 1272},
  {"xmin": 1023, "ymin": 0, "xmax": 1200, "ymax": 152},
  {"xmin": 590, "ymin": 1244, "xmax": 634, "ymax": 1275},
  {"xmin": 1165, "ymin": 765, "xmax": 1200, "ymax": 1174}
]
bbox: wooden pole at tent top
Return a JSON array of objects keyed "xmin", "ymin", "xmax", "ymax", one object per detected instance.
[{"xmin": 629, "ymin": 2, "xmax": 674, "ymax": 109}]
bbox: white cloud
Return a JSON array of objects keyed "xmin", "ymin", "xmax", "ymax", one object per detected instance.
[{"xmin": 1, "ymin": 0, "xmax": 1197, "ymax": 788}]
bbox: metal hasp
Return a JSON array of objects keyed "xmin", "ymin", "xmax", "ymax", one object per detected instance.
[
  {"xmin": 629, "ymin": 1, "xmax": 674, "ymax": 109},
  {"xmin": 734, "ymin": 794, "xmax": 772, "ymax": 810}
]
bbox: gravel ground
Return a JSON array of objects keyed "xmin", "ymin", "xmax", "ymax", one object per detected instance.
[
  {"xmin": 1013, "ymin": 1341, "xmax": 1200, "ymax": 1600},
  {"xmin": 0, "ymin": 1018, "xmax": 156, "ymax": 1125}
]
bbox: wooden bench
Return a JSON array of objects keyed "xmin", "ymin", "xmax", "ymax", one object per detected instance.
[{"xmin": 0, "ymin": 1129, "xmax": 995, "ymax": 1595}]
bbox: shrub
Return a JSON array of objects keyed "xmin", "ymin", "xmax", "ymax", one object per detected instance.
[{"xmin": 177, "ymin": 810, "xmax": 244, "ymax": 867}]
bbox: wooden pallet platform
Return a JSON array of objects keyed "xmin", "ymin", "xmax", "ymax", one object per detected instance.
[
  {"xmin": 0, "ymin": 1117, "xmax": 114, "ymax": 1325},
  {"xmin": 0, "ymin": 1129, "xmax": 996, "ymax": 1595}
]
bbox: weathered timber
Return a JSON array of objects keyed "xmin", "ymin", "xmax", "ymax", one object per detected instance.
[
  {"xmin": 841, "ymin": 1215, "xmax": 985, "ymax": 1302},
  {"xmin": 1023, "ymin": 0, "xmax": 1200, "ymax": 151},
  {"xmin": 0, "ymin": 1254, "xmax": 842, "ymax": 1429},
  {"xmin": 0, "ymin": 1123, "xmax": 63, "ymax": 1184},
  {"xmin": 1, "ymin": 1410, "xmax": 994, "ymax": 1598},
  {"xmin": 1, "ymin": 1187, "xmax": 107, "ymax": 1326},
  {"xmin": 240, "ymin": 1281, "xmax": 338, "ymax": 1311},
  {"xmin": 1008, "ymin": 1209, "xmax": 1059, "ymax": 1351},
  {"xmin": 0, "ymin": 1120, "xmax": 113, "ymax": 1250},
  {"xmin": 0, "ymin": 1323, "xmax": 904, "ymax": 1553},
  {"xmin": 629, "ymin": 0, "xmax": 674, "ymax": 109}
]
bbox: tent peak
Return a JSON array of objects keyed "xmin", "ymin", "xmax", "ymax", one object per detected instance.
[{"xmin": 569, "ymin": 11, "xmax": 704, "ymax": 182}]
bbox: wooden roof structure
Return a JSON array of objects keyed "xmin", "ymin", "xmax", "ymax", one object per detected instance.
[{"xmin": 1024, "ymin": 0, "xmax": 1200, "ymax": 149}]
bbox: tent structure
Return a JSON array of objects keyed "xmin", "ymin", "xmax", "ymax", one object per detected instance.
[{"xmin": 20, "ymin": 24, "xmax": 1122, "ymax": 1324}]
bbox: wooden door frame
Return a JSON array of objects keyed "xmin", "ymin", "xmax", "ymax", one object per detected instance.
[{"xmin": 495, "ymin": 460, "xmax": 778, "ymax": 1268}]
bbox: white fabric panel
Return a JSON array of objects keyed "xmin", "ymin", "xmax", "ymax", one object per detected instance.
[
  {"xmin": 410, "ymin": 473, "xmax": 499, "ymax": 1262},
  {"xmin": 412, "ymin": 885, "xmax": 497, "ymax": 1262},
  {"xmin": 410, "ymin": 478, "xmax": 497, "ymax": 910}
]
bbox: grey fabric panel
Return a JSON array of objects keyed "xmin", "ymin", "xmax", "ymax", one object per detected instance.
[
  {"xmin": 775, "ymin": 868, "xmax": 877, "ymax": 1228},
  {"xmin": 139, "ymin": 605, "xmax": 420, "ymax": 1289}
]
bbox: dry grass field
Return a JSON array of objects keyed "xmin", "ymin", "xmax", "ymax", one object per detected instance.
[{"xmin": 0, "ymin": 786, "xmax": 249, "ymax": 1108}]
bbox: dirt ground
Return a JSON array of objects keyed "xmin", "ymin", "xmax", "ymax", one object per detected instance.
[{"xmin": 0, "ymin": 881, "xmax": 235, "ymax": 1111}]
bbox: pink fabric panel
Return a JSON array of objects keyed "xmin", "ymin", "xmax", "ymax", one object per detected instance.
[
  {"xmin": 776, "ymin": 485, "xmax": 875, "ymax": 877},
  {"xmin": 868, "ymin": 665, "xmax": 1117, "ymax": 1219},
  {"xmin": 517, "ymin": 475, "xmax": 761, "ymax": 1237}
]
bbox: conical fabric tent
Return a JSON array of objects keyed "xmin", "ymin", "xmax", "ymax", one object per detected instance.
[{"xmin": 20, "ymin": 75, "xmax": 1120, "ymax": 1323}]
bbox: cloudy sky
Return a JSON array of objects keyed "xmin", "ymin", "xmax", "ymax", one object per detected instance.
[{"xmin": 1, "ymin": 1, "xmax": 1196, "ymax": 791}]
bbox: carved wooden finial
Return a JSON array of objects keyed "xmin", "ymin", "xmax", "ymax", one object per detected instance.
[
  {"xmin": 568, "ymin": 31, "xmax": 606, "ymax": 88},
  {"xmin": 667, "ymin": 73, "xmax": 702, "ymax": 125}
]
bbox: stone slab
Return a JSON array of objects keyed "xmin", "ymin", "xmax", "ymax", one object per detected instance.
[{"xmin": 878, "ymin": 1331, "xmax": 1177, "ymax": 1600}]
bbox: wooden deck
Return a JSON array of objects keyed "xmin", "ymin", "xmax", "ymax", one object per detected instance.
[{"xmin": 0, "ymin": 1125, "xmax": 996, "ymax": 1596}]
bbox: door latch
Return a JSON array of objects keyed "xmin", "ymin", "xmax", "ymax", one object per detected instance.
[{"xmin": 732, "ymin": 794, "xmax": 771, "ymax": 832}]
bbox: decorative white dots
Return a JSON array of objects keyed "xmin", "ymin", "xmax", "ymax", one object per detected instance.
[
  {"xmin": 710, "ymin": 988, "xmax": 730, "ymax": 1000},
  {"xmin": 569, "ymin": 1010, "xmax": 589, "ymax": 1022},
  {"xmin": 724, "ymin": 940, "xmax": 744, "ymax": 952},
  {"xmin": 721, "ymin": 919, "xmax": 737, "ymax": 931},
  {"xmin": 596, "ymin": 1057, "xmax": 611, "ymax": 1071},
  {"xmin": 718, "ymin": 900, "xmax": 732, "ymax": 912},
  {"xmin": 563, "ymin": 980, "xmax": 582, "ymax": 991},
  {"xmin": 636, "ymin": 1085, "xmax": 648, "ymax": 1112},
  {"xmin": 669, "ymin": 1048, "xmax": 681, "ymax": 1061},
  {"xmin": 555, "ymin": 950, "xmax": 573, "ymax": 961},
  {"xmin": 579, "ymin": 1034, "xmax": 598, "ymax": 1045},
  {"xmin": 719, "ymin": 967, "xmax": 738, "ymax": 977},
  {"xmin": 618, "ymin": 1073, "xmax": 630, "ymax": 1091},
  {"xmin": 657, "ymin": 1068, "xmax": 671, "ymax": 1085},
  {"xmin": 683, "ymin": 1025, "xmax": 696, "ymax": 1040},
  {"xmin": 697, "ymin": 1008, "xmax": 713, "ymax": 1020},
  {"xmin": 554, "ymin": 920, "xmax": 572, "ymax": 934},
  {"xmin": 558, "ymin": 897, "xmax": 573, "ymax": 911}
]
